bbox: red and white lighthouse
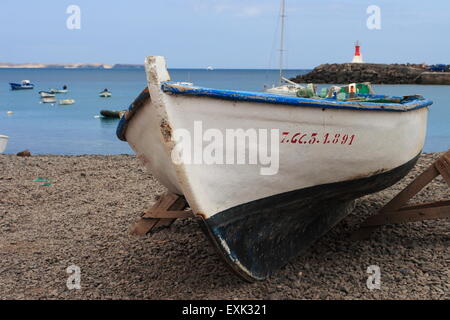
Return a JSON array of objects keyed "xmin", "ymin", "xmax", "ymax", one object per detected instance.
[{"xmin": 351, "ymin": 41, "xmax": 364, "ymax": 63}]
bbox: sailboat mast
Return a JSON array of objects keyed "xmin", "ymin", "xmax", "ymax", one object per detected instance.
[{"xmin": 279, "ymin": 0, "xmax": 286, "ymax": 86}]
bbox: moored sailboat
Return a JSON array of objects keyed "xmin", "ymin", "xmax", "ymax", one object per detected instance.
[{"xmin": 264, "ymin": 0, "xmax": 304, "ymax": 96}]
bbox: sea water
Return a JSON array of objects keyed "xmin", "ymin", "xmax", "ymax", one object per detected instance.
[{"xmin": 0, "ymin": 68, "xmax": 448, "ymax": 155}]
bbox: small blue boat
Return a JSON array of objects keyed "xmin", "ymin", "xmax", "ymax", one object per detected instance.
[{"xmin": 9, "ymin": 80, "xmax": 34, "ymax": 90}]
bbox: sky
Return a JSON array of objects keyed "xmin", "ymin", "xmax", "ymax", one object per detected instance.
[{"xmin": 0, "ymin": 0, "xmax": 449, "ymax": 69}]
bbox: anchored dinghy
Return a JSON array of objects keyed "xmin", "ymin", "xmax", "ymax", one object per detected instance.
[{"xmin": 117, "ymin": 56, "xmax": 432, "ymax": 281}]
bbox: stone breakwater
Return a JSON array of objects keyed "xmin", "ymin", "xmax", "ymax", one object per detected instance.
[{"xmin": 291, "ymin": 63, "xmax": 450, "ymax": 85}]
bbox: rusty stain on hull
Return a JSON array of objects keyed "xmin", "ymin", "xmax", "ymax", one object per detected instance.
[
  {"xmin": 137, "ymin": 154, "xmax": 150, "ymax": 167},
  {"xmin": 160, "ymin": 119, "xmax": 172, "ymax": 142}
]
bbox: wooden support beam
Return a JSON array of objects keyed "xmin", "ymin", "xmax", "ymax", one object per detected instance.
[
  {"xmin": 142, "ymin": 210, "xmax": 194, "ymax": 219},
  {"xmin": 435, "ymin": 153, "xmax": 450, "ymax": 186},
  {"xmin": 353, "ymin": 150, "xmax": 450, "ymax": 240},
  {"xmin": 361, "ymin": 201, "xmax": 450, "ymax": 226},
  {"xmin": 130, "ymin": 192, "xmax": 191, "ymax": 236}
]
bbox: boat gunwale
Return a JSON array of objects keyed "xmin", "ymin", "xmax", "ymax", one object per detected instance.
[
  {"xmin": 161, "ymin": 81, "xmax": 433, "ymax": 112},
  {"xmin": 116, "ymin": 80, "xmax": 432, "ymax": 142}
]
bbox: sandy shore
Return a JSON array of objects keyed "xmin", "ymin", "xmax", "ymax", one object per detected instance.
[{"xmin": 0, "ymin": 153, "xmax": 448, "ymax": 299}]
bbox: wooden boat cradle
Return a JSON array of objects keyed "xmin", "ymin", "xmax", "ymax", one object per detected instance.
[
  {"xmin": 353, "ymin": 149, "xmax": 450, "ymax": 239},
  {"xmin": 130, "ymin": 193, "xmax": 193, "ymax": 236},
  {"xmin": 130, "ymin": 150, "xmax": 450, "ymax": 240}
]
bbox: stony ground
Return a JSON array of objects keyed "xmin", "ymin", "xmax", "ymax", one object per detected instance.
[{"xmin": 0, "ymin": 153, "xmax": 448, "ymax": 300}]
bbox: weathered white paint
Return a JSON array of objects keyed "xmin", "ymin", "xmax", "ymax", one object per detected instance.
[
  {"xmin": 125, "ymin": 56, "xmax": 428, "ymax": 219},
  {"xmin": 0, "ymin": 135, "xmax": 9, "ymax": 153}
]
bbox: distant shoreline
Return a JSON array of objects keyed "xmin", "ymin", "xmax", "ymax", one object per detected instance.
[
  {"xmin": 0, "ymin": 63, "xmax": 143, "ymax": 69},
  {"xmin": 0, "ymin": 66, "xmax": 310, "ymax": 71}
]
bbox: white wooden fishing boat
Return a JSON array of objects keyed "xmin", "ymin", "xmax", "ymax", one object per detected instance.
[
  {"xmin": 117, "ymin": 56, "xmax": 432, "ymax": 281},
  {"xmin": 0, "ymin": 135, "xmax": 8, "ymax": 153}
]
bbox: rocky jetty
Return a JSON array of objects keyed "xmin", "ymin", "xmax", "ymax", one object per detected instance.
[{"xmin": 291, "ymin": 63, "xmax": 450, "ymax": 85}]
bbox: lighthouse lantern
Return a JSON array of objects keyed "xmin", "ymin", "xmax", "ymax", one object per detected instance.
[{"xmin": 351, "ymin": 41, "xmax": 364, "ymax": 64}]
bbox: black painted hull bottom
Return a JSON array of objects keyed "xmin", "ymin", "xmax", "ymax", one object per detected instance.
[{"xmin": 201, "ymin": 154, "xmax": 420, "ymax": 281}]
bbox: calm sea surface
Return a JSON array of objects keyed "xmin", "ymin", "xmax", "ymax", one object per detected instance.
[{"xmin": 0, "ymin": 68, "xmax": 449, "ymax": 154}]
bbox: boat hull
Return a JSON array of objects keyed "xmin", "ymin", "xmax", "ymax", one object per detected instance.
[
  {"xmin": 126, "ymin": 94, "xmax": 427, "ymax": 219},
  {"xmin": 202, "ymin": 153, "xmax": 419, "ymax": 280},
  {"xmin": 118, "ymin": 56, "xmax": 430, "ymax": 281}
]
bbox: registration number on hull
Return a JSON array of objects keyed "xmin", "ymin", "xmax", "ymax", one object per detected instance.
[{"xmin": 281, "ymin": 132, "xmax": 356, "ymax": 145}]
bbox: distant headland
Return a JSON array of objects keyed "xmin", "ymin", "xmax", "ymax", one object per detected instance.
[
  {"xmin": 0, "ymin": 63, "xmax": 144, "ymax": 69},
  {"xmin": 291, "ymin": 63, "xmax": 450, "ymax": 85}
]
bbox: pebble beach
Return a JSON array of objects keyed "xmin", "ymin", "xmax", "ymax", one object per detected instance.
[{"xmin": 0, "ymin": 152, "xmax": 448, "ymax": 300}]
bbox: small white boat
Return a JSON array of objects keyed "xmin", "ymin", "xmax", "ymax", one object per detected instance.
[
  {"xmin": 206, "ymin": 66, "xmax": 214, "ymax": 71},
  {"xmin": 59, "ymin": 99, "xmax": 75, "ymax": 105},
  {"xmin": 49, "ymin": 88, "xmax": 68, "ymax": 94},
  {"xmin": 117, "ymin": 56, "xmax": 432, "ymax": 281},
  {"xmin": 50, "ymin": 85, "xmax": 68, "ymax": 94},
  {"xmin": 39, "ymin": 91, "xmax": 56, "ymax": 98},
  {"xmin": 265, "ymin": 77, "xmax": 305, "ymax": 96},
  {"xmin": 99, "ymin": 90, "xmax": 112, "ymax": 98},
  {"xmin": 41, "ymin": 97, "xmax": 56, "ymax": 104},
  {"xmin": 0, "ymin": 135, "xmax": 9, "ymax": 153}
]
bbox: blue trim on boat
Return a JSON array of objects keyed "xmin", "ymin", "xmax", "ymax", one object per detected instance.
[
  {"xmin": 116, "ymin": 113, "xmax": 128, "ymax": 141},
  {"xmin": 117, "ymin": 88, "xmax": 150, "ymax": 141},
  {"xmin": 116, "ymin": 83, "xmax": 433, "ymax": 142},
  {"xmin": 161, "ymin": 82, "xmax": 433, "ymax": 112}
]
